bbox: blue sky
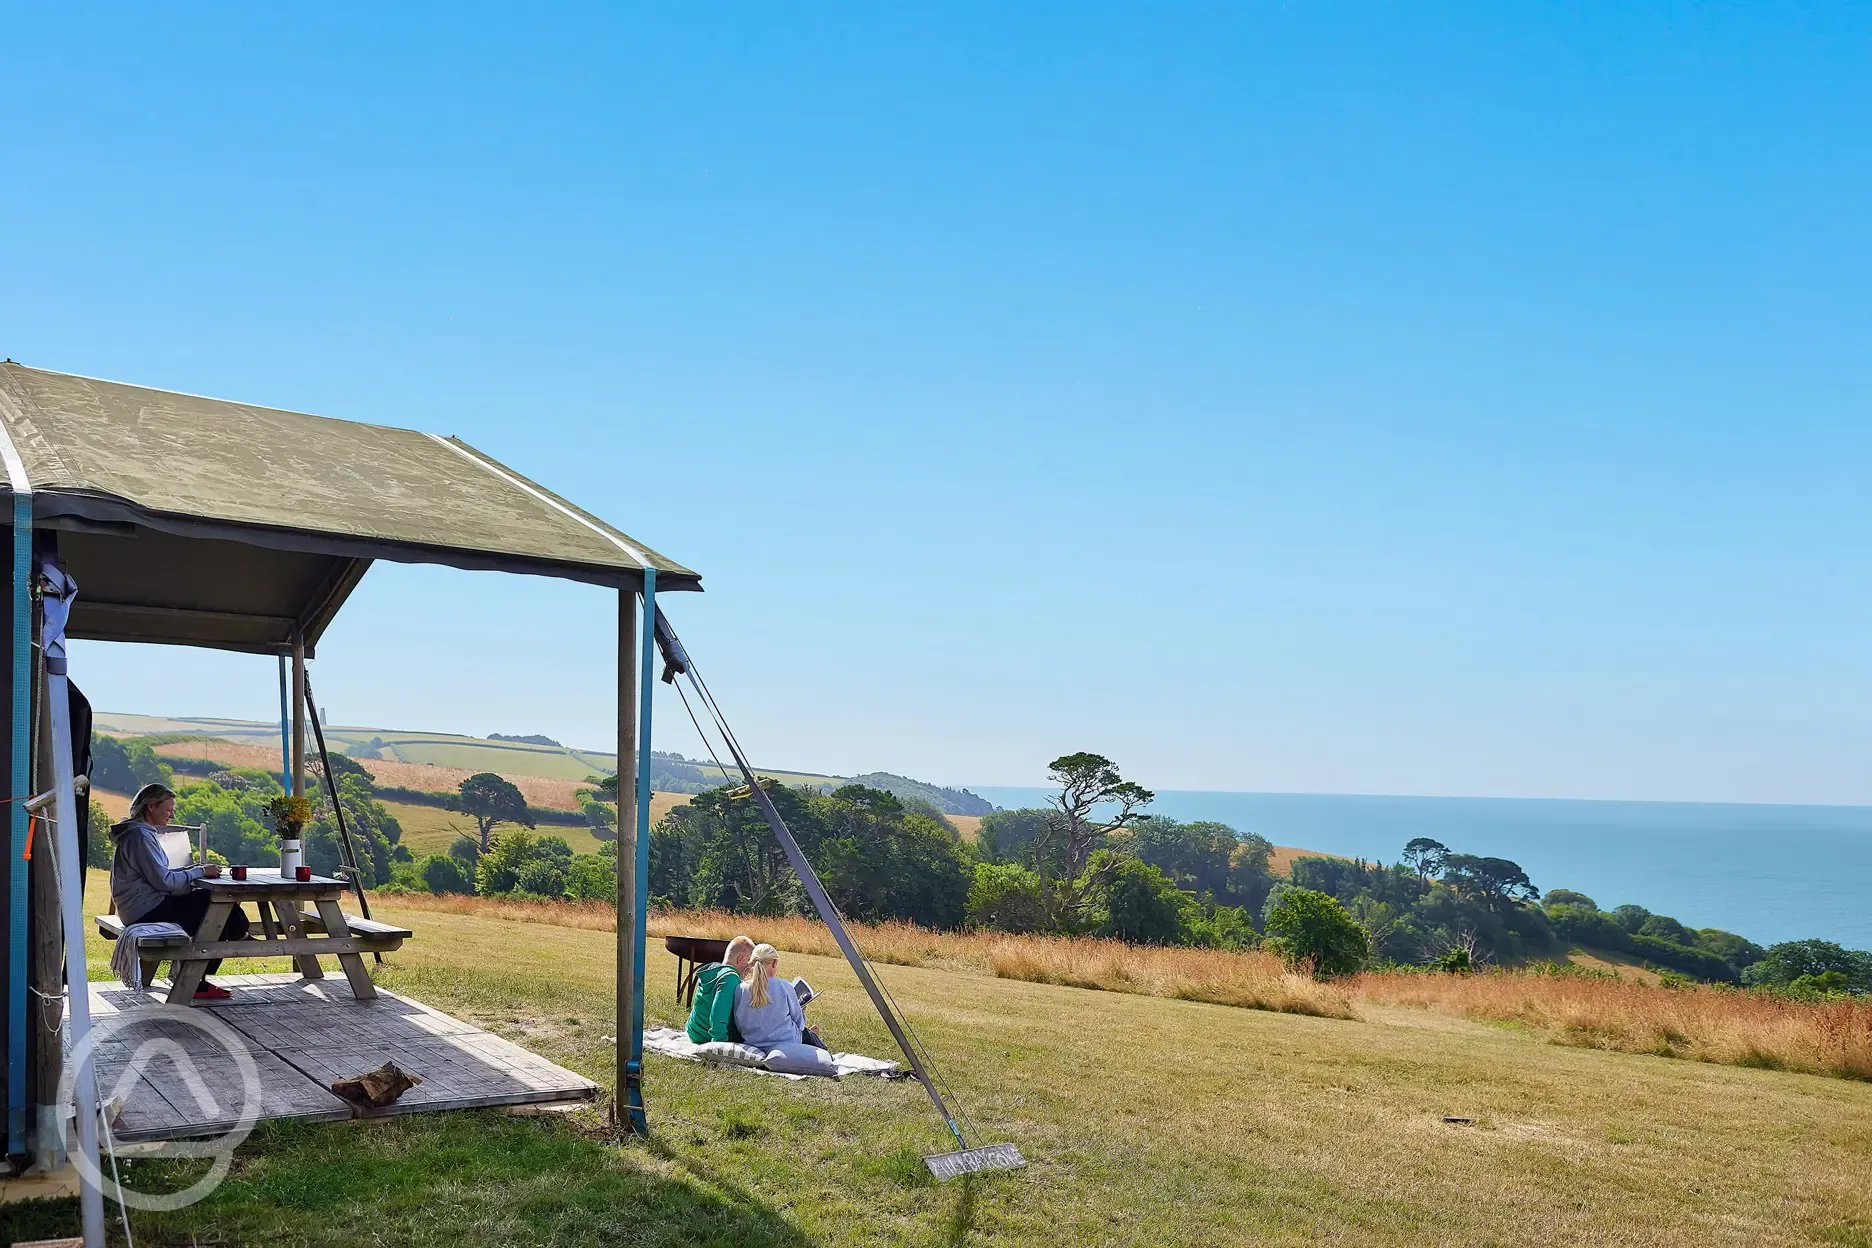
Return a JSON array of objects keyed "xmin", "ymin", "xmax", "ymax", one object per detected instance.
[{"xmin": 2, "ymin": 5, "xmax": 1867, "ymax": 803}]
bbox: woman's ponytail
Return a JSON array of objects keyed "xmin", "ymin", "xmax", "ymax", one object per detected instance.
[{"xmin": 749, "ymin": 943, "xmax": 779, "ymax": 1008}]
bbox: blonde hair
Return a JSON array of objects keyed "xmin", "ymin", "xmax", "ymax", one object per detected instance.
[
  {"xmin": 748, "ymin": 943, "xmax": 780, "ymax": 1008},
  {"xmin": 724, "ymin": 935, "xmax": 755, "ymax": 971}
]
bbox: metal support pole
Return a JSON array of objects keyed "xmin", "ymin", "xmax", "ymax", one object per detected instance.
[
  {"xmin": 290, "ymin": 632, "xmax": 306, "ymax": 799},
  {"xmin": 6, "ymin": 479, "xmax": 30, "ymax": 1155},
  {"xmin": 302, "ymin": 673, "xmax": 381, "ymax": 963},
  {"xmin": 41, "ymin": 563, "xmax": 103, "ymax": 1247},
  {"xmin": 29, "ymin": 607, "xmax": 64, "ymax": 1171},
  {"xmin": 628, "ymin": 569, "xmax": 656, "ymax": 1131},
  {"xmin": 614, "ymin": 578, "xmax": 646, "ymax": 1132},
  {"xmin": 277, "ymin": 655, "xmax": 292, "ymax": 795}
]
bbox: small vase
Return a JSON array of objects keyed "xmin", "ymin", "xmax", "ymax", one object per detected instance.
[{"xmin": 278, "ymin": 832, "xmax": 303, "ymax": 876}]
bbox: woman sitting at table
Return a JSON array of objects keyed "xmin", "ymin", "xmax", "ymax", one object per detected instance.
[{"xmin": 110, "ymin": 782, "xmax": 250, "ymax": 1000}]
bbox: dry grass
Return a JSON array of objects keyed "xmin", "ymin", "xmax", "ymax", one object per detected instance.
[
  {"xmin": 1269, "ymin": 844, "xmax": 1347, "ymax": 876},
  {"xmin": 375, "ymin": 892, "xmax": 1872, "ymax": 1081},
  {"xmin": 92, "ymin": 787, "xmax": 130, "ymax": 820},
  {"xmin": 355, "ymin": 757, "xmax": 591, "ymax": 810},
  {"xmin": 983, "ymin": 933, "xmax": 1352, "ymax": 1016},
  {"xmin": 153, "ymin": 738, "xmax": 282, "ymax": 771},
  {"xmin": 1352, "ymin": 967, "xmax": 1872, "ymax": 1081},
  {"xmin": 40, "ymin": 876, "xmax": 1872, "ymax": 1248},
  {"xmin": 381, "ymin": 897, "xmax": 1340, "ymax": 1019}
]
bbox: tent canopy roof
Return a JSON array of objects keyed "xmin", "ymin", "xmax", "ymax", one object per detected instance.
[{"xmin": 0, "ymin": 363, "xmax": 699, "ymax": 655}]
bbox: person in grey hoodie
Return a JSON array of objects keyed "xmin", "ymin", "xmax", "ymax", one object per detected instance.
[{"xmin": 110, "ymin": 782, "xmax": 250, "ymax": 1000}]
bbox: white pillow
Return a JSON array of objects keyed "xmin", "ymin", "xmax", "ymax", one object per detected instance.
[
  {"xmin": 762, "ymin": 1044, "xmax": 838, "ymax": 1077},
  {"xmin": 692, "ymin": 1042, "xmax": 768, "ymax": 1066}
]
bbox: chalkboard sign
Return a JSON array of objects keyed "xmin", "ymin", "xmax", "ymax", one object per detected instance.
[{"xmin": 923, "ymin": 1143, "xmax": 1026, "ymax": 1180}]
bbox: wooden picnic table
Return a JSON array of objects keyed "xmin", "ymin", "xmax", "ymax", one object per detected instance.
[{"xmin": 98, "ymin": 871, "xmax": 411, "ymax": 1006}]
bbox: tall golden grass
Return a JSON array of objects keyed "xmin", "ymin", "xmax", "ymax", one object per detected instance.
[
  {"xmin": 983, "ymin": 934, "xmax": 1352, "ymax": 1017},
  {"xmin": 1351, "ymin": 967, "xmax": 1872, "ymax": 1080},
  {"xmin": 371, "ymin": 891, "xmax": 1871, "ymax": 1079},
  {"xmin": 379, "ymin": 895, "xmax": 1346, "ymax": 1019}
]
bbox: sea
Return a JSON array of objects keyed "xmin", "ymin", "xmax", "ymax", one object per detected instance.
[{"xmin": 967, "ymin": 787, "xmax": 1872, "ymax": 951}]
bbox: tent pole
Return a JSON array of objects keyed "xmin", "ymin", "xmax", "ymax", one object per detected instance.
[
  {"xmin": 6, "ymin": 471, "xmax": 30, "ymax": 1156},
  {"xmin": 277, "ymin": 655, "xmax": 292, "ymax": 795},
  {"xmin": 629, "ymin": 569, "xmax": 655, "ymax": 1131},
  {"xmin": 614, "ymin": 577, "xmax": 647, "ymax": 1133},
  {"xmin": 301, "ymin": 673, "xmax": 381, "ymax": 963},
  {"xmin": 29, "ymin": 601, "xmax": 64, "ymax": 1171},
  {"xmin": 40, "ymin": 562, "xmax": 103, "ymax": 1247},
  {"xmin": 290, "ymin": 632, "xmax": 306, "ymax": 799}
]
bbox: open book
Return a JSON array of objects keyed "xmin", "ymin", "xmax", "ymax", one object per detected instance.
[{"xmin": 792, "ymin": 977, "xmax": 816, "ymax": 1008}]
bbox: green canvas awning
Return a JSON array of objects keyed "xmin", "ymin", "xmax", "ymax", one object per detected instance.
[{"xmin": 0, "ymin": 362, "xmax": 700, "ymax": 654}]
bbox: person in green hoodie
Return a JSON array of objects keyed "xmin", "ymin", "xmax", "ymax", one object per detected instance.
[{"xmin": 686, "ymin": 935, "xmax": 756, "ymax": 1044}]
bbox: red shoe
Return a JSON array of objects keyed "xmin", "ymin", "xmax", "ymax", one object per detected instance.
[{"xmin": 193, "ymin": 983, "xmax": 232, "ymax": 1001}]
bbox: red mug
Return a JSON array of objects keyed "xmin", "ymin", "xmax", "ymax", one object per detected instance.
[
  {"xmin": 295, "ymin": 865, "xmax": 313, "ymax": 882},
  {"xmin": 231, "ymin": 865, "xmax": 247, "ymax": 881}
]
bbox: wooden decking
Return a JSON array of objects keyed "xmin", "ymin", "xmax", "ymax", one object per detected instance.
[{"xmin": 84, "ymin": 974, "xmax": 598, "ymax": 1142}]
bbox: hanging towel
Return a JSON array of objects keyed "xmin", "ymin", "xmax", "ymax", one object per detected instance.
[{"xmin": 111, "ymin": 922, "xmax": 189, "ymax": 989}]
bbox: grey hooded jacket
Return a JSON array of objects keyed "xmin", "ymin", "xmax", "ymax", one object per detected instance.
[{"xmin": 109, "ymin": 818, "xmax": 204, "ymax": 923}]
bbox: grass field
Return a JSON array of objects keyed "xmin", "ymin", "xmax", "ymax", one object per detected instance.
[
  {"xmin": 384, "ymin": 796, "xmax": 691, "ymax": 858},
  {"xmin": 1269, "ymin": 843, "xmax": 1348, "ymax": 875},
  {"xmin": 7, "ymin": 879, "xmax": 1871, "ymax": 1246},
  {"xmin": 103, "ymin": 710, "xmax": 845, "ymax": 791}
]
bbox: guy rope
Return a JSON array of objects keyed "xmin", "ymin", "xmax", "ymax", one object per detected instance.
[{"xmin": 653, "ymin": 614, "xmax": 1025, "ymax": 1180}]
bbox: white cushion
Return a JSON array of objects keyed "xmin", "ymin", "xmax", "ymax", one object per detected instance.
[
  {"xmin": 692, "ymin": 1042, "xmax": 768, "ymax": 1066},
  {"xmin": 762, "ymin": 1044, "xmax": 838, "ymax": 1077}
]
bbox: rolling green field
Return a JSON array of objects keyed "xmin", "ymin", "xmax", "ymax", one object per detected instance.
[
  {"xmin": 385, "ymin": 800, "xmax": 612, "ymax": 857},
  {"xmin": 8, "ymin": 880, "xmax": 1870, "ymax": 1247},
  {"xmin": 95, "ymin": 710, "xmax": 844, "ymax": 789}
]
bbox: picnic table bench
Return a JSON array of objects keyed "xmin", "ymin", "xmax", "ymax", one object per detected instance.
[{"xmin": 97, "ymin": 872, "xmax": 411, "ymax": 1005}]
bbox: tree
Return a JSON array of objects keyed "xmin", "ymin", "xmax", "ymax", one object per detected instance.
[
  {"xmin": 314, "ymin": 751, "xmax": 374, "ymax": 785},
  {"xmin": 809, "ymin": 786, "xmax": 971, "ymax": 928},
  {"xmin": 1264, "ymin": 888, "xmax": 1370, "ymax": 977},
  {"xmin": 580, "ymin": 797, "xmax": 616, "ymax": 841},
  {"xmin": 976, "ymin": 808, "xmax": 1051, "ymax": 867},
  {"xmin": 1742, "ymin": 940, "xmax": 1872, "ymax": 992},
  {"xmin": 90, "ymin": 733, "xmax": 170, "ymax": 795},
  {"xmin": 420, "ymin": 854, "xmax": 472, "ymax": 895},
  {"xmin": 1091, "ymin": 853, "xmax": 1191, "ymax": 945},
  {"xmin": 447, "ymin": 836, "xmax": 481, "ymax": 867},
  {"xmin": 1694, "ymin": 928, "xmax": 1765, "ymax": 975},
  {"xmin": 1542, "ymin": 889, "xmax": 1597, "ymax": 910},
  {"xmin": 1031, "ymin": 753, "xmax": 1153, "ymax": 929},
  {"xmin": 1401, "ymin": 838, "xmax": 1448, "ymax": 879},
  {"xmin": 476, "ymin": 830, "xmax": 543, "ymax": 895},
  {"xmin": 1611, "ymin": 904, "xmax": 1650, "ymax": 934},
  {"xmin": 515, "ymin": 860, "xmax": 568, "ymax": 898},
  {"xmin": 303, "ymin": 773, "xmax": 401, "ymax": 886},
  {"xmin": 1346, "ymin": 895, "xmax": 1404, "ymax": 962},
  {"xmin": 86, "ymin": 803, "xmax": 112, "ymax": 869},
  {"xmin": 459, "ymin": 772, "xmax": 532, "ymax": 852},
  {"xmin": 674, "ymin": 784, "xmax": 824, "ymax": 916},
  {"xmin": 566, "ymin": 854, "xmax": 616, "ymax": 901},
  {"xmin": 966, "ymin": 863, "xmax": 1048, "ymax": 933},
  {"xmin": 1637, "ymin": 915, "xmax": 1695, "ymax": 946},
  {"xmin": 1440, "ymin": 855, "xmax": 1538, "ymax": 913}
]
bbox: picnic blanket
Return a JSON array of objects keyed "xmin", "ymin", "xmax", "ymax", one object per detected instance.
[
  {"xmin": 642, "ymin": 1026, "xmax": 905, "ymax": 1081},
  {"xmin": 110, "ymin": 921, "xmax": 189, "ymax": 989}
]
